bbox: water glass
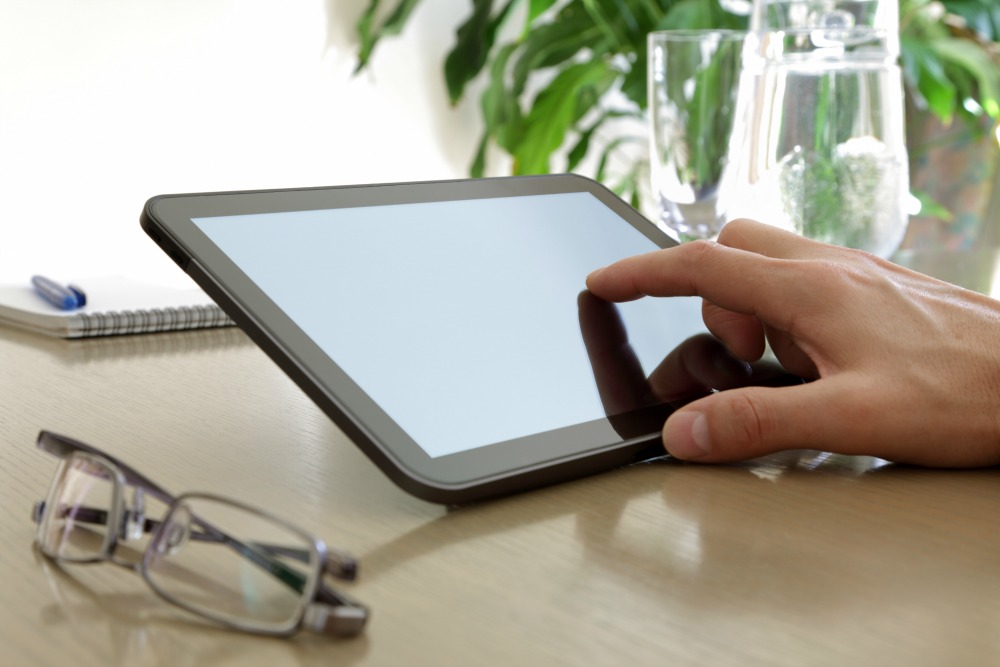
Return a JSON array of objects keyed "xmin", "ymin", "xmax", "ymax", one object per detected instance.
[
  {"xmin": 648, "ymin": 30, "xmax": 748, "ymax": 242},
  {"xmin": 727, "ymin": 27, "xmax": 909, "ymax": 257}
]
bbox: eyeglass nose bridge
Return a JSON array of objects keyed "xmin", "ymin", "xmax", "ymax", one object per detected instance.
[{"xmin": 122, "ymin": 487, "xmax": 146, "ymax": 542}]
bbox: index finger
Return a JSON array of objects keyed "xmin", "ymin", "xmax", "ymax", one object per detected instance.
[{"xmin": 585, "ymin": 240, "xmax": 800, "ymax": 330}]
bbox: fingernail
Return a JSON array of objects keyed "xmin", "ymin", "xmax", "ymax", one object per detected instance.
[{"xmin": 665, "ymin": 411, "xmax": 711, "ymax": 460}]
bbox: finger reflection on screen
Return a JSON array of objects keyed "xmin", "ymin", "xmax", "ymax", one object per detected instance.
[{"xmin": 577, "ymin": 291, "xmax": 802, "ymax": 440}]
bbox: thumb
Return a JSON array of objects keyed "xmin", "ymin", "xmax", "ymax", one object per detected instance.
[{"xmin": 663, "ymin": 382, "xmax": 840, "ymax": 462}]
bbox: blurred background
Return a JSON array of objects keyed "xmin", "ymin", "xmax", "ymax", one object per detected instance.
[
  {"xmin": 0, "ymin": 0, "xmax": 482, "ymax": 287},
  {"xmin": 2, "ymin": 0, "xmax": 998, "ymax": 289}
]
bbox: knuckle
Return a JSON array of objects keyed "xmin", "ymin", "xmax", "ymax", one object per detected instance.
[
  {"xmin": 797, "ymin": 259, "xmax": 869, "ymax": 299},
  {"xmin": 676, "ymin": 240, "xmax": 722, "ymax": 293},
  {"xmin": 725, "ymin": 392, "xmax": 771, "ymax": 451},
  {"xmin": 682, "ymin": 239, "xmax": 719, "ymax": 261},
  {"xmin": 801, "ymin": 258, "xmax": 852, "ymax": 283},
  {"xmin": 717, "ymin": 218, "xmax": 755, "ymax": 245}
]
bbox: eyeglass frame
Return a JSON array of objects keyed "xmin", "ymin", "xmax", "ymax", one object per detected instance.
[{"xmin": 30, "ymin": 430, "xmax": 368, "ymax": 638}]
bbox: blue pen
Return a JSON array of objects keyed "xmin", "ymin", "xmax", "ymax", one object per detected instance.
[{"xmin": 31, "ymin": 275, "xmax": 86, "ymax": 310}]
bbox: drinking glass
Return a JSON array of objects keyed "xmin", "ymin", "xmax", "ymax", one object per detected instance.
[
  {"xmin": 727, "ymin": 27, "xmax": 909, "ymax": 257},
  {"xmin": 648, "ymin": 30, "xmax": 748, "ymax": 242},
  {"xmin": 734, "ymin": 0, "xmax": 907, "ymax": 257}
]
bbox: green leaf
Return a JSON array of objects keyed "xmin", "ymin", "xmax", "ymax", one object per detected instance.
[
  {"xmin": 514, "ymin": 59, "xmax": 614, "ymax": 174},
  {"xmin": 566, "ymin": 119, "xmax": 603, "ymax": 173},
  {"xmin": 480, "ymin": 42, "xmax": 523, "ymax": 154},
  {"xmin": 566, "ymin": 110, "xmax": 639, "ymax": 172},
  {"xmin": 632, "ymin": 0, "xmax": 665, "ymax": 25},
  {"xmin": 657, "ymin": 0, "xmax": 732, "ymax": 30},
  {"xmin": 929, "ymin": 37, "xmax": 1000, "ymax": 117},
  {"xmin": 913, "ymin": 189, "xmax": 954, "ymax": 222},
  {"xmin": 470, "ymin": 133, "xmax": 489, "ymax": 178},
  {"xmin": 612, "ymin": 167, "xmax": 642, "ymax": 209},
  {"xmin": 606, "ymin": 0, "xmax": 640, "ymax": 34},
  {"xmin": 527, "ymin": 0, "xmax": 559, "ymax": 25},
  {"xmin": 594, "ymin": 135, "xmax": 641, "ymax": 183},
  {"xmin": 354, "ymin": 0, "xmax": 382, "ymax": 71},
  {"xmin": 444, "ymin": 0, "xmax": 495, "ymax": 104},
  {"xmin": 619, "ymin": 47, "xmax": 647, "ymax": 109},
  {"xmin": 580, "ymin": 0, "xmax": 624, "ymax": 48},
  {"xmin": 443, "ymin": 0, "xmax": 519, "ymax": 104},
  {"xmin": 901, "ymin": 36, "xmax": 958, "ymax": 122},
  {"xmin": 566, "ymin": 130, "xmax": 595, "ymax": 173},
  {"xmin": 354, "ymin": 0, "xmax": 424, "ymax": 73},
  {"xmin": 510, "ymin": 10, "xmax": 604, "ymax": 97},
  {"xmin": 943, "ymin": 0, "xmax": 1000, "ymax": 43}
]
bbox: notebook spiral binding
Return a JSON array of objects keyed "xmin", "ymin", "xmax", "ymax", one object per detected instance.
[{"xmin": 79, "ymin": 305, "xmax": 234, "ymax": 337}]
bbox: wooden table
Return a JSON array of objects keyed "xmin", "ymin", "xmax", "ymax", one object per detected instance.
[{"xmin": 2, "ymin": 252, "xmax": 1000, "ymax": 666}]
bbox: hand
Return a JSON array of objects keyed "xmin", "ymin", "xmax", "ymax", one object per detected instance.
[{"xmin": 586, "ymin": 218, "xmax": 1000, "ymax": 467}]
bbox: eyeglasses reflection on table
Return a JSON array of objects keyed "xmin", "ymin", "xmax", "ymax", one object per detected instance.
[{"xmin": 30, "ymin": 430, "xmax": 368, "ymax": 639}]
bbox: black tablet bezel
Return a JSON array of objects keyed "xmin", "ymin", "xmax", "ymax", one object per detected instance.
[{"xmin": 141, "ymin": 174, "xmax": 681, "ymax": 503}]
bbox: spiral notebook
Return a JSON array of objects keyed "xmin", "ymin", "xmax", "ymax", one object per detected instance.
[{"xmin": 0, "ymin": 276, "xmax": 235, "ymax": 338}]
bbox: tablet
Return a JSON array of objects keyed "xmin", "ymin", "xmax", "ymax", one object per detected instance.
[{"xmin": 141, "ymin": 175, "xmax": 790, "ymax": 503}]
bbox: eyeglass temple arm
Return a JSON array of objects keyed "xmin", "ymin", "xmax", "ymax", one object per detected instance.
[
  {"xmin": 29, "ymin": 500, "xmax": 357, "ymax": 579},
  {"xmin": 29, "ymin": 497, "xmax": 357, "ymax": 584},
  {"xmin": 30, "ymin": 501, "xmax": 201, "ymax": 548},
  {"xmin": 29, "ymin": 501, "xmax": 349, "ymax": 579},
  {"xmin": 191, "ymin": 521, "xmax": 359, "ymax": 585},
  {"xmin": 36, "ymin": 431, "xmax": 175, "ymax": 505}
]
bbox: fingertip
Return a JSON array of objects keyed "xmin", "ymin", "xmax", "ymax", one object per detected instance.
[
  {"xmin": 664, "ymin": 411, "xmax": 712, "ymax": 460},
  {"xmin": 585, "ymin": 266, "xmax": 605, "ymax": 288}
]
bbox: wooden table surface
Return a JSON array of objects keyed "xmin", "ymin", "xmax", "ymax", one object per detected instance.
[{"xmin": 2, "ymin": 253, "xmax": 1000, "ymax": 666}]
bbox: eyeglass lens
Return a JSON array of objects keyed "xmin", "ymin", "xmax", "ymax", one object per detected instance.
[
  {"xmin": 144, "ymin": 496, "xmax": 320, "ymax": 632},
  {"xmin": 37, "ymin": 455, "xmax": 118, "ymax": 562}
]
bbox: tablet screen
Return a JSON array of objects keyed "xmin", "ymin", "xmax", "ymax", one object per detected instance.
[{"xmin": 192, "ymin": 191, "xmax": 705, "ymax": 458}]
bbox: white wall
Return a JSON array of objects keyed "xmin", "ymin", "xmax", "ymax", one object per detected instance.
[{"xmin": 0, "ymin": 0, "xmax": 483, "ymax": 287}]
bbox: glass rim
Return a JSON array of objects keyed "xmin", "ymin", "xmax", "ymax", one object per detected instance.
[
  {"xmin": 755, "ymin": 26, "xmax": 891, "ymax": 39},
  {"xmin": 648, "ymin": 26, "xmax": 890, "ymax": 39},
  {"xmin": 647, "ymin": 29, "xmax": 748, "ymax": 41}
]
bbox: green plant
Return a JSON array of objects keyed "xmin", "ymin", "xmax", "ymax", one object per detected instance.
[
  {"xmin": 354, "ymin": 0, "xmax": 1000, "ymax": 211},
  {"xmin": 900, "ymin": 0, "xmax": 999, "ymax": 125},
  {"xmin": 356, "ymin": 0, "xmax": 744, "ymax": 206}
]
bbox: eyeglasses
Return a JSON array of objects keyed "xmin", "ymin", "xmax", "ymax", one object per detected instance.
[{"xmin": 30, "ymin": 431, "xmax": 368, "ymax": 638}]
